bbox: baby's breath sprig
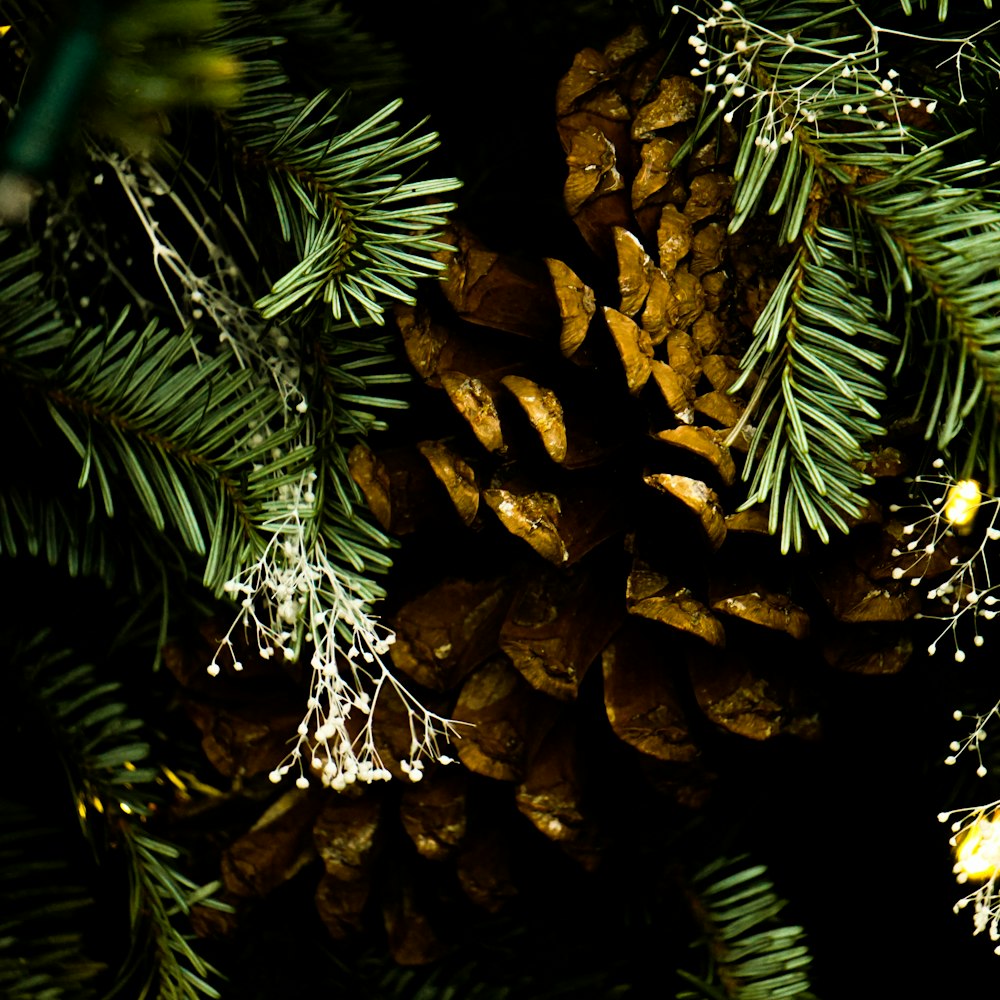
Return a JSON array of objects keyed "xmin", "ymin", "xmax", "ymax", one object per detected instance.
[
  {"xmin": 669, "ymin": 1, "xmax": 928, "ymax": 180},
  {"xmin": 210, "ymin": 469, "xmax": 461, "ymax": 791},
  {"xmin": 938, "ymin": 796, "xmax": 1000, "ymax": 951},
  {"xmin": 891, "ymin": 460, "xmax": 1000, "ymax": 662}
]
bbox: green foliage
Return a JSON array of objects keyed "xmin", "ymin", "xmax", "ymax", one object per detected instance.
[
  {"xmin": 0, "ymin": 0, "xmax": 462, "ymax": 990},
  {"xmin": 2, "ymin": 633, "xmax": 230, "ymax": 1000},
  {"xmin": 666, "ymin": 0, "xmax": 1000, "ymax": 549},
  {"xmin": 734, "ymin": 225, "xmax": 898, "ymax": 552},
  {"xmin": 212, "ymin": 1, "xmax": 460, "ymax": 326},
  {"xmin": 677, "ymin": 856, "xmax": 817, "ymax": 1000},
  {"xmin": 0, "ymin": 803, "xmax": 105, "ymax": 1000}
]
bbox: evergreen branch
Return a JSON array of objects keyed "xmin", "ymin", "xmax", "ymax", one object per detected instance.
[
  {"xmin": 678, "ymin": 856, "xmax": 817, "ymax": 1000},
  {"xmin": 0, "ymin": 803, "xmax": 105, "ymax": 1000},
  {"xmin": 849, "ymin": 153, "xmax": 1000, "ymax": 475},
  {"xmin": 213, "ymin": 4, "xmax": 460, "ymax": 326},
  {"xmin": 730, "ymin": 223, "xmax": 898, "ymax": 552},
  {"xmin": 16, "ymin": 637, "xmax": 231, "ymax": 1000},
  {"xmin": 3, "ymin": 292, "xmax": 314, "ymax": 592},
  {"xmin": 671, "ymin": 1, "xmax": 1000, "ymax": 544}
]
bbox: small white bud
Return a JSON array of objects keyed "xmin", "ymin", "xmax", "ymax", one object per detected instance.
[
  {"xmin": 978, "ymin": 765, "xmax": 989, "ymax": 778},
  {"xmin": 295, "ymin": 776, "xmax": 310, "ymax": 789},
  {"xmin": 955, "ymin": 649, "xmax": 967, "ymax": 663}
]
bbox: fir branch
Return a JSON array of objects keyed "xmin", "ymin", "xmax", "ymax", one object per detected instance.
[
  {"xmin": 2, "ymin": 284, "xmax": 314, "ymax": 592},
  {"xmin": 850, "ymin": 152, "xmax": 1000, "ymax": 472},
  {"xmin": 678, "ymin": 856, "xmax": 817, "ymax": 1000},
  {"xmin": 8, "ymin": 634, "xmax": 230, "ymax": 1000},
  {"xmin": 729, "ymin": 223, "xmax": 898, "ymax": 552},
  {"xmin": 670, "ymin": 0, "xmax": 1000, "ymax": 546},
  {"xmin": 0, "ymin": 803, "xmax": 105, "ymax": 1000},
  {"xmin": 212, "ymin": 3, "xmax": 461, "ymax": 326}
]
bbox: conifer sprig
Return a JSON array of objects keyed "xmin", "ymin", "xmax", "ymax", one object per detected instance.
[
  {"xmin": 669, "ymin": 0, "xmax": 1000, "ymax": 548},
  {"xmin": 213, "ymin": 4, "xmax": 460, "ymax": 326},
  {"xmin": 6, "ymin": 634, "xmax": 230, "ymax": 1000}
]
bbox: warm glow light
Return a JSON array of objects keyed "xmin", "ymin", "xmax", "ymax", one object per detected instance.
[
  {"xmin": 119, "ymin": 802, "xmax": 133, "ymax": 815},
  {"xmin": 955, "ymin": 810, "xmax": 1000, "ymax": 880},
  {"xmin": 944, "ymin": 479, "xmax": 982, "ymax": 533}
]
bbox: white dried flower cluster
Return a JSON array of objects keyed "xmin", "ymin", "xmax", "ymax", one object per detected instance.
[
  {"xmin": 99, "ymin": 141, "xmax": 460, "ymax": 791},
  {"xmin": 938, "ymin": 795, "xmax": 1000, "ymax": 952},
  {"xmin": 891, "ymin": 462, "xmax": 1000, "ymax": 663},
  {"xmin": 669, "ymin": 1, "xmax": 932, "ymax": 149},
  {"xmin": 210, "ymin": 470, "xmax": 461, "ymax": 790}
]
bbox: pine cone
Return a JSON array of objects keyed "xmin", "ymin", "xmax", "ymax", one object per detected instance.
[
  {"xmin": 338, "ymin": 27, "xmax": 934, "ymax": 929},
  {"xmin": 170, "ymin": 29, "xmax": 939, "ymax": 961}
]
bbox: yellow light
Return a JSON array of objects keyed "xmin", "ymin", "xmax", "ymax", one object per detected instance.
[
  {"xmin": 119, "ymin": 802, "xmax": 133, "ymax": 815},
  {"xmin": 944, "ymin": 479, "xmax": 982, "ymax": 534},
  {"xmin": 955, "ymin": 810, "xmax": 1000, "ymax": 880},
  {"xmin": 0, "ymin": 26, "xmax": 10, "ymax": 37}
]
